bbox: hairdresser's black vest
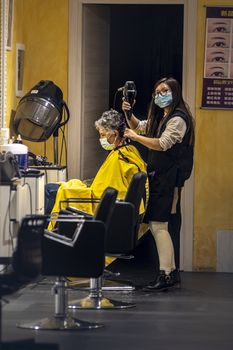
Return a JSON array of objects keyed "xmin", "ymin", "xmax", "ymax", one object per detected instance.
[{"xmin": 147, "ymin": 108, "xmax": 193, "ymax": 187}]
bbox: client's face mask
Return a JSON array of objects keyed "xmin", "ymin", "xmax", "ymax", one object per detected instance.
[
  {"xmin": 154, "ymin": 91, "xmax": 173, "ymax": 108},
  {"xmin": 99, "ymin": 137, "xmax": 115, "ymax": 151}
]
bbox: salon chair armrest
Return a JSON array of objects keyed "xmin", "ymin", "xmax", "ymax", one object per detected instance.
[
  {"xmin": 65, "ymin": 206, "xmax": 93, "ymax": 219},
  {"xmin": 59, "ymin": 197, "xmax": 101, "ymax": 211},
  {"xmin": 44, "ymin": 229, "xmax": 75, "ymax": 246},
  {"xmin": 46, "ymin": 213, "xmax": 88, "ymax": 241},
  {"xmin": 44, "ymin": 217, "xmax": 85, "ymax": 247},
  {"xmin": 56, "ymin": 209, "xmax": 93, "ymax": 237}
]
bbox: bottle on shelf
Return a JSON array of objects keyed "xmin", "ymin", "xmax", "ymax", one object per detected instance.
[
  {"xmin": 9, "ymin": 136, "xmax": 15, "ymax": 144},
  {"xmin": 14, "ymin": 134, "xmax": 23, "ymax": 144}
]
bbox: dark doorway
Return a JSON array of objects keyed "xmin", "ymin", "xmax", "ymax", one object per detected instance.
[
  {"xmin": 108, "ymin": 5, "xmax": 184, "ymax": 267},
  {"xmin": 109, "ymin": 4, "xmax": 184, "ymax": 118}
]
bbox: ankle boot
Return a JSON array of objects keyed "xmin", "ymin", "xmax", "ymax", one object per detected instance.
[
  {"xmin": 171, "ymin": 269, "xmax": 181, "ymax": 286},
  {"xmin": 142, "ymin": 270, "xmax": 175, "ymax": 292}
]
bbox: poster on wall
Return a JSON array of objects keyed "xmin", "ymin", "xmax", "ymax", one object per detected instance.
[
  {"xmin": 16, "ymin": 43, "xmax": 25, "ymax": 97},
  {"xmin": 6, "ymin": 0, "xmax": 14, "ymax": 50},
  {"xmin": 202, "ymin": 6, "xmax": 233, "ymax": 109}
]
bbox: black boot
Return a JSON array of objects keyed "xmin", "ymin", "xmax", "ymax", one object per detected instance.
[
  {"xmin": 170, "ymin": 269, "xmax": 181, "ymax": 286},
  {"xmin": 142, "ymin": 270, "xmax": 175, "ymax": 292}
]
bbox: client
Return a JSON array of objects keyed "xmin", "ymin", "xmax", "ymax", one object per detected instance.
[{"xmin": 46, "ymin": 109, "xmax": 148, "ymax": 229}]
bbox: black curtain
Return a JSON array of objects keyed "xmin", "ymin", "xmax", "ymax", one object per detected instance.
[{"xmin": 109, "ymin": 5, "xmax": 184, "ymax": 118}]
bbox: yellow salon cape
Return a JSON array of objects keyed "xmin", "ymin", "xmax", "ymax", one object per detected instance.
[{"xmin": 49, "ymin": 145, "xmax": 148, "ymax": 230}]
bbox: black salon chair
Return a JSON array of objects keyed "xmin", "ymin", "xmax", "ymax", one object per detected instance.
[
  {"xmin": 102, "ymin": 171, "xmax": 148, "ymax": 291},
  {"xmin": 67, "ymin": 200, "xmax": 136, "ymax": 310},
  {"xmin": 13, "ymin": 187, "xmax": 118, "ymax": 330},
  {"xmin": 105, "ymin": 171, "xmax": 147, "ymax": 256},
  {"xmin": 61, "ymin": 172, "xmax": 148, "ymax": 309}
]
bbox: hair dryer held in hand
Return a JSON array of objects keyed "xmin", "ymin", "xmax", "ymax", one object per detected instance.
[{"xmin": 119, "ymin": 81, "xmax": 137, "ymax": 120}]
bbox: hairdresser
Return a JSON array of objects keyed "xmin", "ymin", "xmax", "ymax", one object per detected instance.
[{"xmin": 122, "ymin": 77, "xmax": 195, "ymax": 291}]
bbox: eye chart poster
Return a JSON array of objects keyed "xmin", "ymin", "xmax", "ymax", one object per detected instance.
[{"xmin": 202, "ymin": 6, "xmax": 233, "ymax": 109}]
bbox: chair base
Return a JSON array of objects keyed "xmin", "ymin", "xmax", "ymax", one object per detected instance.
[
  {"xmin": 17, "ymin": 315, "xmax": 104, "ymax": 330},
  {"xmin": 67, "ymin": 279, "xmax": 136, "ymax": 292},
  {"xmin": 102, "ymin": 279, "xmax": 135, "ymax": 292},
  {"xmin": 68, "ymin": 295, "xmax": 135, "ymax": 310}
]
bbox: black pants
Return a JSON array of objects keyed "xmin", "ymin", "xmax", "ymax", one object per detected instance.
[{"xmin": 44, "ymin": 183, "xmax": 60, "ymax": 215}]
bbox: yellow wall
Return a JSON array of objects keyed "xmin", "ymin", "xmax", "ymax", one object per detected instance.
[
  {"xmin": 194, "ymin": 0, "xmax": 233, "ymax": 270},
  {"xmin": 6, "ymin": 0, "xmax": 68, "ymax": 163},
  {"xmin": 4, "ymin": 0, "xmax": 233, "ymax": 270}
]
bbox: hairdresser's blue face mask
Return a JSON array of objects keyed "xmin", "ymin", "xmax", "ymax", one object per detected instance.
[
  {"xmin": 154, "ymin": 90, "xmax": 173, "ymax": 108},
  {"xmin": 99, "ymin": 137, "xmax": 115, "ymax": 151}
]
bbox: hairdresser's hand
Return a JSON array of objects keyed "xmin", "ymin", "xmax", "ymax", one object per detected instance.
[
  {"xmin": 122, "ymin": 99, "xmax": 136, "ymax": 113},
  {"xmin": 124, "ymin": 128, "xmax": 138, "ymax": 141}
]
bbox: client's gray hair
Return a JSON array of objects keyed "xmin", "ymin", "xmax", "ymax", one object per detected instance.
[{"xmin": 95, "ymin": 109, "xmax": 126, "ymax": 137}]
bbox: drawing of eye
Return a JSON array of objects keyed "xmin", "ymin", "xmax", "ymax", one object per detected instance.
[
  {"xmin": 213, "ymin": 25, "xmax": 228, "ymax": 33},
  {"xmin": 211, "ymin": 51, "xmax": 225, "ymax": 62},
  {"xmin": 209, "ymin": 71, "xmax": 225, "ymax": 77},
  {"xmin": 208, "ymin": 21, "xmax": 230, "ymax": 33},
  {"xmin": 208, "ymin": 35, "xmax": 229, "ymax": 48},
  {"xmin": 215, "ymin": 27, "xmax": 226, "ymax": 32},
  {"xmin": 211, "ymin": 40, "xmax": 227, "ymax": 48},
  {"xmin": 207, "ymin": 33, "xmax": 230, "ymax": 49},
  {"xmin": 206, "ymin": 49, "xmax": 228, "ymax": 63},
  {"xmin": 205, "ymin": 66, "xmax": 226, "ymax": 78},
  {"xmin": 211, "ymin": 55, "xmax": 225, "ymax": 62}
]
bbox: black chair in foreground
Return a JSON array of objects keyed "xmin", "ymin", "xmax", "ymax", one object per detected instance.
[
  {"xmin": 60, "ymin": 172, "xmax": 147, "ymax": 309},
  {"xmin": 58, "ymin": 190, "xmax": 137, "ymax": 309},
  {"xmin": 13, "ymin": 215, "xmax": 106, "ymax": 331},
  {"xmin": 13, "ymin": 187, "xmax": 118, "ymax": 330}
]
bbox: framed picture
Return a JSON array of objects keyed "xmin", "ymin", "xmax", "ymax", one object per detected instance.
[
  {"xmin": 202, "ymin": 6, "xmax": 233, "ymax": 109},
  {"xmin": 16, "ymin": 43, "xmax": 25, "ymax": 97},
  {"xmin": 6, "ymin": 0, "xmax": 14, "ymax": 50}
]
